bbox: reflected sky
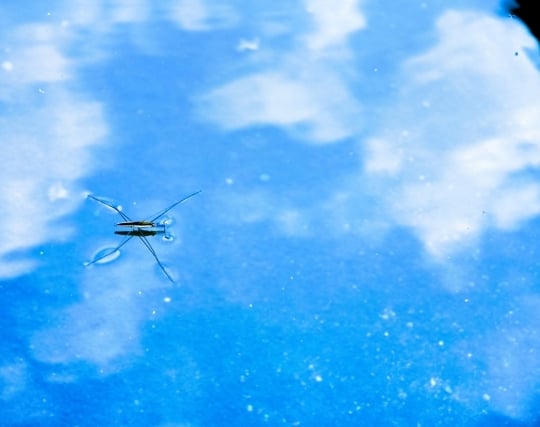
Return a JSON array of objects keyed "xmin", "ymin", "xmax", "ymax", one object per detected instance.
[{"xmin": 1, "ymin": 0, "xmax": 540, "ymax": 425}]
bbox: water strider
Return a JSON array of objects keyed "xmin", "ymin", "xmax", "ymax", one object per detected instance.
[{"xmin": 85, "ymin": 191, "xmax": 201, "ymax": 283}]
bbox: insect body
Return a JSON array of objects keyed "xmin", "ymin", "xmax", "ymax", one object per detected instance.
[
  {"xmin": 117, "ymin": 221, "xmax": 155, "ymax": 228},
  {"xmin": 86, "ymin": 191, "xmax": 201, "ymax": 283}
]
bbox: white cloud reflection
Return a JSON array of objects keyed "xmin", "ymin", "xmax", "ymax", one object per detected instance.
[
  {"xmin": 30, "ymin": 266, "xmax": 156, "ymax": 374},
  {"xmin": 0, "ymin": 21, "xmax": 107, "ymax": 279},
  {"xmin": 197, "ymin": 0, "xmax": 365, "ymax": 143},
  {"xmin": 199, "ymin": 69, "xmax": 362, "ymax": 143},
  {"xmin": 364, "ymin": 10, "xmax": 540, "ymax": 258},
  {"xmin": 200, "ymin": 6, "xmax": 540, "ymax": 264},
  {"xmin": 168, "ymin": 0, "xmax": 238, "ymax": 30},
  {"xmin": 304, "ymin": 0, "xmax": 366, "ymax": 50}
]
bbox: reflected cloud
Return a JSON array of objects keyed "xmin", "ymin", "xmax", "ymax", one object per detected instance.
[
  {"xmin": 199, "ymin": 70, "xmax": 361, "ymax": 143},
  {"xmin": 31, "ymin": 254, "xmax": 171, "ymax": 373},
  {"xmin": 207, "ymin": 7, "xmax": 540, "ymax": 268},
  {"xmin": 214, "ymin": 189, "xmax": 314, "ymax": 238},
  {"xmin": 0, "ymin": 360, "xmax": 28, "ymax": 400},
  {"xmin": 193, "ymin": 5, "xmax": 540, "ymax": 266},
  {"xmin": 197, "ymin": 0, "xmax": 364, "ymax": 143},
  {"xmin": 462, "ymin": 296, "xmax": 540, "ymax": 420},
  {"xmin": 1, "ymin": 23, "xmax": 71, "ymax": 90},
  {"xmin": 168, "ymin": 0, "xmax": 238, "ymax": 30},
  {"xmin": 61, "ymin": 0, "xmax": 149, "ymax": 25},
  {"xmin": 32, "ymin": 297, "xmax": 141, "ymax": 368},
  {"xmin": 304, "ymin": 0, "xmax": 366, "ymax": 50},
  {"xmin": 364, "ymin": 10, "xmax": 540, "ymax": 258},
  {"xmin": 109, "ymin": 0, "xmax": 150, "ymax": 23},
  {"xmin": 0, "ymin": 20, "xmax": 107, "ymax": 278}
]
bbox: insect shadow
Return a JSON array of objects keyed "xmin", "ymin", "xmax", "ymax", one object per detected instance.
[{"xmin": 85, "ymin": 191, "xmax": 201, "ymax": 283}]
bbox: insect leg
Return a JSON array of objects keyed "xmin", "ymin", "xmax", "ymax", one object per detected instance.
[
  {"xmin": 84, "ymin": 234, "xmax": 134, "ymax": 266},
  {"xmin": 148, "ymin": 190, "xmax": 201, "ymax": 223},
  {"xmin": 87, "ymin": 194, "xmax": 133, "ymax": 222},
  {"xmin": 136, "ymin": 234, "xmax": 175, "ymax": 283}
]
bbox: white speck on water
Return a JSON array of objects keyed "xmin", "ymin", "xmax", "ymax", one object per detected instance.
[{"xmin": 237, "ymin": 38, "xmax": 260, "ymax": 52}]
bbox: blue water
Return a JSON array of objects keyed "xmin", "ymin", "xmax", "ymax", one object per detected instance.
[{"xmin": 1, "ymin": 1, "xmax": 540, "ymax": 425}]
